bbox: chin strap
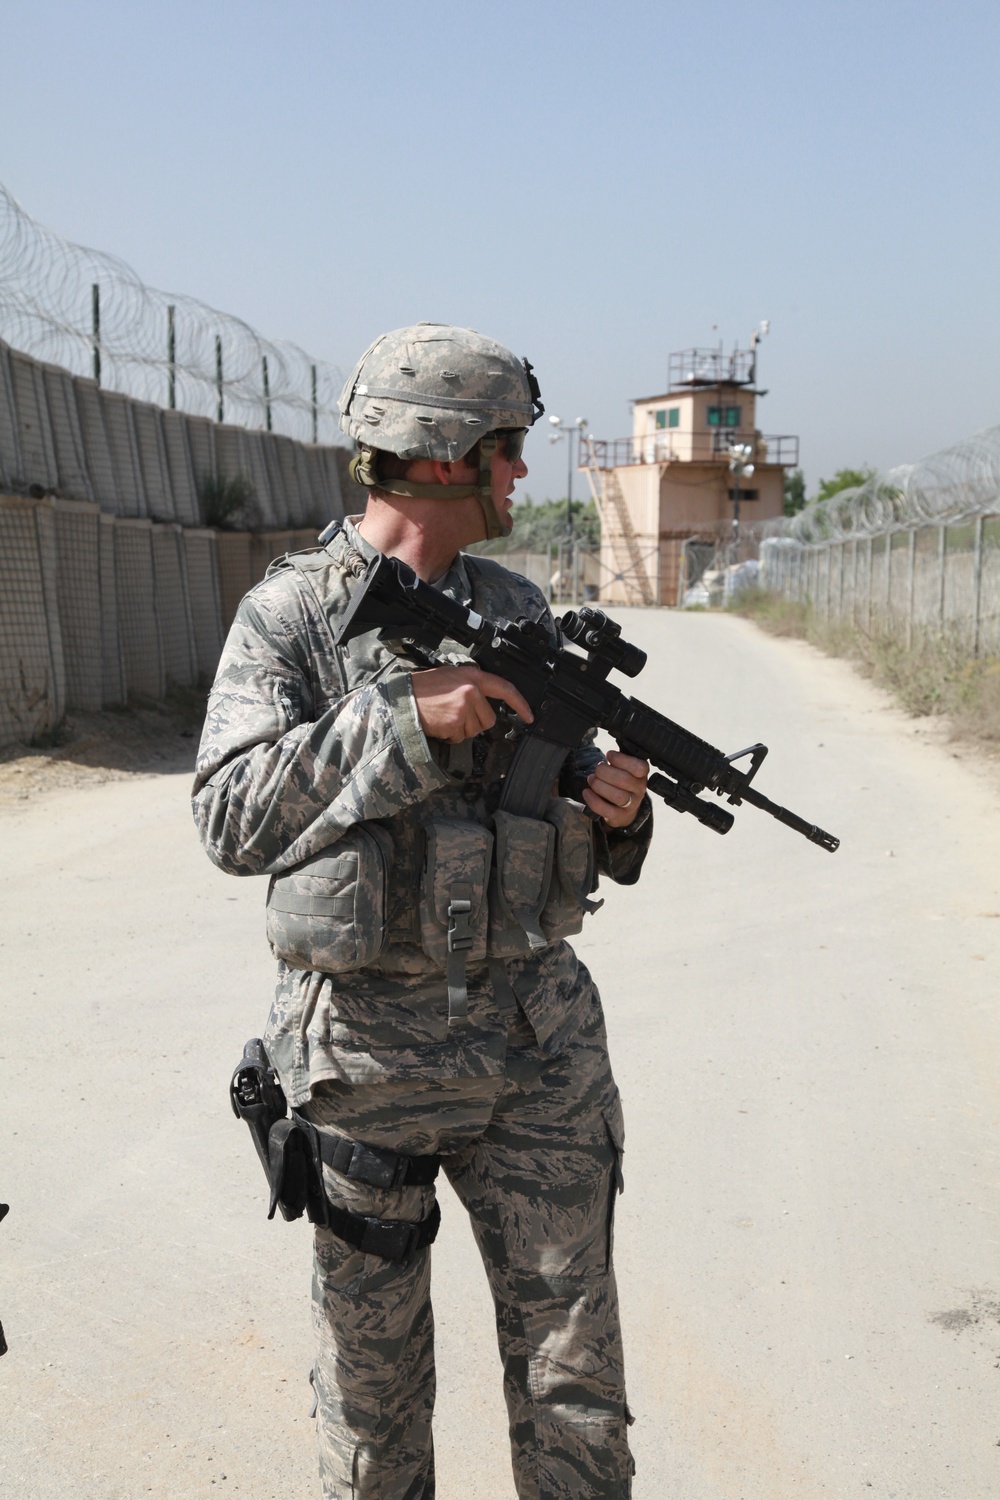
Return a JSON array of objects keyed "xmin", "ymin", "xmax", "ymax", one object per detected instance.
[{"xmin": 349, "ymin": 434, "xmax": 509, "ymax": 542}]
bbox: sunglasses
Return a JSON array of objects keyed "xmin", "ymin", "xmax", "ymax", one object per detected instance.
[{"xmin": 493, "ymin": 428, "xmax": 528, "ymax": 462}]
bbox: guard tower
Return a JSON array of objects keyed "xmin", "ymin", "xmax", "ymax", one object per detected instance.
[{"xmin": 582, "ymin": 339, "xmax": 799, "ymax": 605}]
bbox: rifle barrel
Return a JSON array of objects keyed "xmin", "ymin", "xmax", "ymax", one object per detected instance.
[{"xmin": 738, "ymin": 782, "xmax": 840, "ymax": 852}]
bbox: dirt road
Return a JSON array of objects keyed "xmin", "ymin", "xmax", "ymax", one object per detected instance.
[{"xmin": 2, "ymin": 611, "xmax": 998, "ymax": 1499}]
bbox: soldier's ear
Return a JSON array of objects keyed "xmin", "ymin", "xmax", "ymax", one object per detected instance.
[{"xmin": 432, "ymin": 458, "xmax": 474, "ymax": 486}]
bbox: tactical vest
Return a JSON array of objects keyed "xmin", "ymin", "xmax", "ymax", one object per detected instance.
[{"xmin": 262, "ymin": 526, "xmax": 600, "ymax": 1022}]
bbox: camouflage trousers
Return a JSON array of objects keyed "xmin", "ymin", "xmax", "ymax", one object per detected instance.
[{"xmin": 301, "ymin": 986, "xmax": 633, "ymax": 1499}]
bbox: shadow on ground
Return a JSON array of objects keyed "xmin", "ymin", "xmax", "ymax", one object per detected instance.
[{"xmin": 0, "ymin": 684, "xmax": 207, "ymax": 804}]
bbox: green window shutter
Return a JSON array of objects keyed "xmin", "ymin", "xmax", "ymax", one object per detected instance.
[
  {"xmin": 668, "ymin": 407, "xmax": 680, "ymax": 428},
  {"xmin": 709, "ymin": 405, "xmax": 742, "ymax": 428},
  {"xmin": 655, "ymin": 409, "xmax": 667, "ymax": 429}
]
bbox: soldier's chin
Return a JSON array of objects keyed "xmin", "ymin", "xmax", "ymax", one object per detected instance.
[{"xmin": 495, "ymin": 495, "xmax": 516, "ymax": 538}]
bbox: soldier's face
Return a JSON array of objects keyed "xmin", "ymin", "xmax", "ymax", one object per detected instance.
[{"xmin": 490, "ymin": 440, "xmax": 529, "ymax": 531}]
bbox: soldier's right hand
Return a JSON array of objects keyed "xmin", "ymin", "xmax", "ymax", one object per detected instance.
[{"xmin": 411, "ymin": 665, "xmax": 533, "ymax": 743}]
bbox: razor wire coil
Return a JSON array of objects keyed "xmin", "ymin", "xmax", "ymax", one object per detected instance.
[
  {"xmin": 0, "ymin": 181, "xmax": 348, "ymax": 445},
  {"xmin": 764, "ymin": 422, "xmax": 1000, "ymax": 545}
]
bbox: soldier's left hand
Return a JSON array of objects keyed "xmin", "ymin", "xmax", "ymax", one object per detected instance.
[{"xmin": 583, "ymin": 751, "xmax": 649, "ymax": 829}]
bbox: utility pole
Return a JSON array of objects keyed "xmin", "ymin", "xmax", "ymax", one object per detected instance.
[
  {"xmin": 727, "ymin": 441, "xmax": 755, "ymax": 561},
  {"xmin": 548, "ymin": 415, "xmax": 588, "ymax": 540}
]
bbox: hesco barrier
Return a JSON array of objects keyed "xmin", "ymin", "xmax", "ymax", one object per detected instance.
[
  {"xmin": 0, "ymin": 334, "xmax": 348, "ymax": 748},
  {"xmin": 0, "ymin": 334, "xmax": 344, "ymax": 529},
  {"xmin": 0, "ymin": 493, "xmax": 322, "ymax": 746}
]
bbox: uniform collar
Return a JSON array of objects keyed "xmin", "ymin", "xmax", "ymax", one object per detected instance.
[
  {"xmin": 331, "ymin": 516, "xmax": 476, "ymax": 606},
  {"xmin": 433, "ymin": 550, "xmax": 476, "ymax": 608}
]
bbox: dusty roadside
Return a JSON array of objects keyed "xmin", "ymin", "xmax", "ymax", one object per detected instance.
[{"xmin": 0, "ymin": 690, "xmax": 205, "ymax": 804}]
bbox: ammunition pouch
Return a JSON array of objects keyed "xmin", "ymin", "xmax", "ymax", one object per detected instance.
[
  {"xmin": 538, "ymin": 796, "xmax": 603, "ymax": 940},
  {"xmin": 488, "ymin": 797, "xmax": 602, "ymax": 958},
  {"xmin": 417, "ymin": 801, "xmax": 601, "ymax": 1023},
  {"xmin": 230, "ymin": 1038, "xmax": 441, "ymax": 1263},
  {"xmin": 265, "ymin": 824, "xmax": 394, "ymax": 974},
  {"xmin": 489, "ymin": 809, "xmax": 555, "ymax": 954},
  {"xmin": 262, "ymin": 799, "xmax": 600, "ymax": 1031}
]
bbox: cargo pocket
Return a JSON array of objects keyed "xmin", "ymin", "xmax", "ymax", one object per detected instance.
[
  {"xmin": 313, "ymin": 1355, "xmax": 384, "ymax": 1500},
  {"xmin": 488, "ymin": 809, "xmax": 557, "ymax": 957},
  {"xmin": 540, "ymin": 796, "xmax": 602, "ymax": 941},
  {"xmin": 266, "ymin": 825, "xmax": 393, "ymax": 974},
  {"xmin": 419, "ymin": 819, "xmax": 493, "ymax": 1026},
  {"xmin": 603, "ymin": 1089, "xmax": 625, "ymax": 1271}
]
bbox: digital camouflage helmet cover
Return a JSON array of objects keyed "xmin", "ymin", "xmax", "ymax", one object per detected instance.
[{"xmin": 338, "ymin": 323, "xmax": 544, "ymax": 539}]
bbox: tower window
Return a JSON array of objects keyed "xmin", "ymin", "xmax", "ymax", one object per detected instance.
[{"xmin": 708, "ymin": 405, "xmax": 741, "ymax": 428}]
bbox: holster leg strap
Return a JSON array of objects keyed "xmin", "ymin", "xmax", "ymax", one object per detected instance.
[
  {"xmin": 267, "ymin": 1116, "xmax": 442, "ymax": 1263},
  {"xmin": 322, "ymin": 1198, "xmax": 442, "ymax": 1264}
]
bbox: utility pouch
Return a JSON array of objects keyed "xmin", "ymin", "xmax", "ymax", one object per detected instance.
[
  {"xmin": 230, "ymin": 1037, "xmax": 315, "ymax": 1224},
  {"xmin": 488, "ymin": 810, "xmax": 557, "ymax": 957},
  {"xmin": 540, "ymin": 797, "xmax": 603, "ymax": 941},
  {"xmin": 419, "ymin": 819, "xmax": 493, "ymax": 1026},
  {"xmin": 265, "ymin": 824, "xmax": 394, "ymax": 973},
  {"xmin": 265, "ymin": 1117, "xmax": 325, "ymax": 1222}
]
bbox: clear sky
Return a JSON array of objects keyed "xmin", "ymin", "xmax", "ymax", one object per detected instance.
[{"xmin": 3, "ymin": 0, "xmax": 998, "ymax": 503}]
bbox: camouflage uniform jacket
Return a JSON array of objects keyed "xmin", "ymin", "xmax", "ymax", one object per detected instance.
[{"xmin": 193, "ymin": 519, "xmax": 653, "ymax": 1105}]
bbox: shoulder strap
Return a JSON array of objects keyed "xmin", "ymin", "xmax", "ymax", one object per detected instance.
[{"xmin": 284, "ymin": 553, "xmax": 350, "ymax": 698}]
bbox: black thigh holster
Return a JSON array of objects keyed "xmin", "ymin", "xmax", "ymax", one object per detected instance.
[{"xmin": 229, "ymin": 1038, "xmax": 442, "ymax": 1263}]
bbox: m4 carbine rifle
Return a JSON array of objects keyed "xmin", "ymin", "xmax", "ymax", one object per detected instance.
[{"xmin": 335, "ymin": 554, "xmax": 840, "ymax": 852}]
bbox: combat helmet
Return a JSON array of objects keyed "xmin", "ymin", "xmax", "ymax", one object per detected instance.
[{"xmin": 338, "ymin": 323, "xmax": 544, "ymax": 539}]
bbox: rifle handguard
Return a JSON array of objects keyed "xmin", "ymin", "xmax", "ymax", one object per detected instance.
[{"xmin": 335, "ymin": 555, "xmax": 839, "ymax": 853}]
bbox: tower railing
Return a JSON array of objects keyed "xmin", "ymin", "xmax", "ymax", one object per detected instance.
[{"xmin": 585, "ymin": 432, "xmax": 799, "ymax": 469}]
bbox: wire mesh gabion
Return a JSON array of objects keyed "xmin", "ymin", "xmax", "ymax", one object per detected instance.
[{"xmin": 0, "ymin": 181, "xmax": 348, "ymax": 446}]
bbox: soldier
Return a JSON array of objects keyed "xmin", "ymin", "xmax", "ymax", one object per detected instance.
[{"xmin": 193, "ymin": 324, "xmax": 653, "ymax": 1498}]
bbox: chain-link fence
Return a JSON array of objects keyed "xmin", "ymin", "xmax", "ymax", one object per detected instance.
[
  {"xmin": 678, "ymin": 422, "xmax": 1000, "ymax": 654},
  {"xmin": 758, "ymin": 519, "xmax": 1000, "ymax": 654}
]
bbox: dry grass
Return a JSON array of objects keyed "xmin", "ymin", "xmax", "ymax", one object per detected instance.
[{"xmin": 730, "ymin": 589, "xmax": 1000, "ymax": 750}]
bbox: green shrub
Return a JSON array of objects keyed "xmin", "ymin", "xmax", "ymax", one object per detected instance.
[{"xmin": 199, "ymin": 471, "xmax": 256, "ymax": 529}]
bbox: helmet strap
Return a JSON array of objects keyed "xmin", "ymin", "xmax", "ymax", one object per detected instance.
[
  {"xmin": 352, "ymin": 436, "xmax": 512, "ymax": 542},
  {"xmin": 473, "ymin": 432, "xmax": 507, "ymax": 542}
]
